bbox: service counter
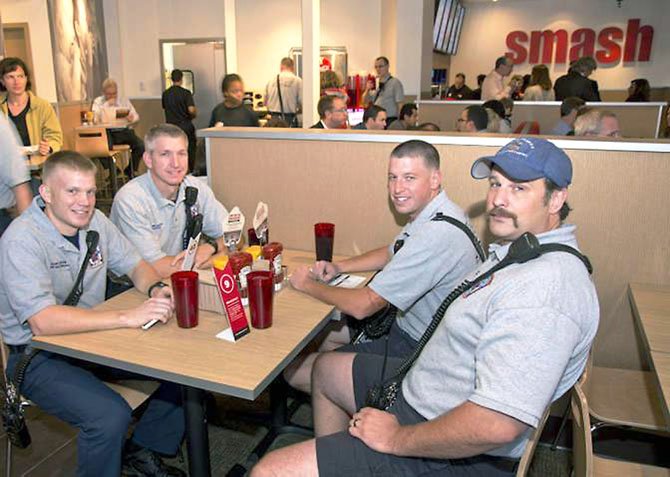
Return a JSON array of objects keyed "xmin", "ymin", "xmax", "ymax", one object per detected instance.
[
  {"xmin": 199, "ymin": 126, "xmax": 670, "ymax": 371},
  {"xmin": 417, "ymin": 100, "xmax": 667, "ymax": 138}
]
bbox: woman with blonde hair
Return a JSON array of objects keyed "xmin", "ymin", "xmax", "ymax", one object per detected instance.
[{"xmin": 523, "ymin": 64, "xmax": 555, "ymax": 101}]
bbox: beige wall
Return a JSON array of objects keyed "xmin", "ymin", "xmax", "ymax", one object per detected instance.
[{"xmin": 203, "ymin": 129, "xmax": 670, "ymax": 371}]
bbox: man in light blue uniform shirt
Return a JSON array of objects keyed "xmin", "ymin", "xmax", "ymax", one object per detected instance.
[
  {"xmin": 286, "ymin": 140, "xmax": 483, "ymax": 394},
  {"xmin": 0, "ymin": 151, "xmax": 185, "ymax": 477},
  {"xmin": 111, "ymin": 123, "xmax": 228, "ymax": 277},
  {"xmin": 253, "ymin": 138, "xmax": 599, "ymax": 477}
]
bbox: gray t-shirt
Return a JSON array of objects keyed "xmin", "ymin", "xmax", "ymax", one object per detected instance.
[
  {"xmin": 0, "ymin": 116, "xmax": 30, "ymax": 209},
  {"xmin": 402, "ymin": 224, "xmax": 599, "ymax": 459},
  {"xmin": 265, "ymin": 71, "xmax": 302, "ymax": 114},
  {"xmin": 369, "ymin": 191, "xmax": 482, "ymax": 342},
  {"xmin": 0, "ymin": 197, "xmax": 141, "ymax": 345},
  {"xmin": 369, "ymin": 76, "xmax": 404, "ymax": 118},
  {"xmin": 111, "ymin": 173, "xmax": 228, "ymax": 263}
]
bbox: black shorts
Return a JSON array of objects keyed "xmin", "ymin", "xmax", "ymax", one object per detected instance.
[
  {"xmin": 316, "ymin": 353, "xmax": 518, "ymax": 476},
  {"xmin": 337, "ymin": 320, "xmax": 417, "ymax": 359}
]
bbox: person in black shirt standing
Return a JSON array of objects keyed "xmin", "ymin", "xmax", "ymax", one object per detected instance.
[
  {"xmin": 209, "ymin": 74, "xmax": 259, "ymax": 128},
  {"xmin": 162, "ymin": 69, "xmax": 197, "ymax": 171}
]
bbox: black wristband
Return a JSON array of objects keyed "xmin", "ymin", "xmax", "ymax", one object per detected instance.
[
  {"xmin": 147, "ymin": 281, "xmax": 167, "ymax": 298},
  {"xmin": 202, "ymin": 235, "xmax": 219, "ymax": 255}
]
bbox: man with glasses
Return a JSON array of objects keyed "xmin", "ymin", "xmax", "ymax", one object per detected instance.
[
  {"xmin": 310, "ymin": 96, "xmax": 348, "ymax": 129},
  {"xmin": 456, "ymin": 105, "xmax": 488, "ymax": 133},
  {"xmin": 361, "ymin": 56, "xmax": 405, "ymax": 125}
]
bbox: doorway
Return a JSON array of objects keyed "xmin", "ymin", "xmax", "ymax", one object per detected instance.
[
  {"xmin": 159, "ymin": 38, "xmax": 226, "ymax": 130},
  {"xmin": 2, "ymin": 23, "xmax": 37, "ymax": 93}
]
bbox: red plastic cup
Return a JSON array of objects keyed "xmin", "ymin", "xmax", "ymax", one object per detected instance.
[
  {"xmin": 314, "ymin": 223, "xmax": 335, "ymax": 262},
  {"xmin": 170, "ymin": 271, "xmax": 199, "ymax": 328},
  {"xmin": 247, "ymin": 271, "xmax": 274, "ymax": 329}
]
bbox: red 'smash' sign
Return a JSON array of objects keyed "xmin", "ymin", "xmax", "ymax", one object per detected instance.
[{"xmin": 506, "ymin": 19, "xmax": 653, "ymax": 66}]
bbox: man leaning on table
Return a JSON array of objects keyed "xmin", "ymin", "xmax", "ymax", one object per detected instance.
[
  {"xmin": 284, "ymin": 140, "xmax": 483, "ymax": 394},
  {"xmin": 253, "ymin": 137, "xmax": 599, "ymax": 476},
  {"xmin": 111, "ymin": 123, "xmax": 228, "ymax": 278},
  {"xmin": 0, "ymin": 151, "xmax": 185, "ymax": 477}
]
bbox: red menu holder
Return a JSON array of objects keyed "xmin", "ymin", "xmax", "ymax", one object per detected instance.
[{"xmin": 212, "ymin": 256, "xmax": 250, "ymax": 342}]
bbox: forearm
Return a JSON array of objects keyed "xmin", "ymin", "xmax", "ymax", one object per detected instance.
[
  {"xmin": 28, "ymin": 305, "xmax": 127, "ymax": 336},
  {"xmin": 131, "ymin": 260, "xmax": 166, "ymax": 292},
  {"xmin": 12, "ymin": 182, "xmax": 32, "ymax": 212},
  {"xmin": 337, "ymin": 246, "xmax": 390, "ymax": 274},
  {"xmin": 391, "ymin": 402, "xmax": 527, "ymax": 459},
  {"xmin": 300, "ymin": 281, "xmax": 386, "ymax": 318}
]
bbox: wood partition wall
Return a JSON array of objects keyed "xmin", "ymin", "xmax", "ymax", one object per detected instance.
[
  {"xmin": 418, "ymin": 100, "xmax": 666, "ymax": 139},
  {"xmin": 202, "ymin": 128, "xmax": 670, "ymax": 370}
]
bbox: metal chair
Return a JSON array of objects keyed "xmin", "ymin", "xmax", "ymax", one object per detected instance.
[
  {"xmin": 1, "ymin": 337, "xmax": 158, "ymax": 477},
  {"xmin": 74, "ymin": 127, "xmax": 132, "ymax": 203},
  {"xmin": 571, "ymin": 382, "xmax": 669, "ymax": 476}
]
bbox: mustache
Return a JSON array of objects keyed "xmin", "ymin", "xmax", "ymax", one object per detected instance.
[{"xmin": 489, "ymin": 207, "xmax": 519, "ymax": 228}]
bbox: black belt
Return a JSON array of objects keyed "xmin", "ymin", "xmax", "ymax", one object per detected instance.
[{"xmin": 7, "ymin": 344, "xmax": 29, "ymax": 354}]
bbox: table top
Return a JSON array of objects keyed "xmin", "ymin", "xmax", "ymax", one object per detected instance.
[
  {"xmin": 629, "ymin": 283, "xmax": 670, "ymax": 353},
  {"xmin": 75, "ymin": 122, "xmax": 132, "ymax": 131},
  {"xmin": 32, "ymin": 250, "xmax": 340, "ymax": 400},
  {"xmin": 629, "ymin": 282, "xmax": 670, "ymax": 426}
]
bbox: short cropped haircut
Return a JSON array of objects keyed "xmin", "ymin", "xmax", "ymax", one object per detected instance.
[
  {"xmin": 495, "ymin": 56, "xmax": 510, "ymax": 69},
  {"xmin": 280, "ymin": 57, "xmax": 295, "ymax": 69},
  {"xmin": 363, "ymin": 105, "xmax": 386, "ymax": 123},
  {"xmin": 317, "ymin": 95, "xmax": 339, "ymax": 118},
  {"xmin": 390, "ymin": 140, "xmax": 440, "ymax": 169},
  {"xmin": 455, "ymin": 73, "xmax": 465, "ymax": 81},
  {"xmin": 171, "ymin": 69, "xmax": 183, "ymax": 82},
  {"xmin": 0, "ymin": 57, "xmax": 32, "ymax": 91},
  {"xmin": 465, "ymin": 105, "xmax": 488, "ymax": 131},
  {"xmin": 102, "ymin": 78, "xmax": 117, "ymax": 91},
  {"xmin": 42, "ymin": 151, "xmax": 96, "ymax": 182},
  {"xmin": 399, "ymin": 103, "xmax": 418, "ymax": 121},
  {"xmin": 560, "ymin": 97, "xmax": 586, "ymax": 117},
  {"xmin": 144, "ymin": 123, "xmax": 187, "ymax": 151},
  {"xmin": 221, "ymin": 73, "xmax": 243, "ymax": 94},
  {"xmin": 375, "ymin": 56, "xmax": 390, "ymax": 66}
]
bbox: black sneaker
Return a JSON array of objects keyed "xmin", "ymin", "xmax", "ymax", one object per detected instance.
[{"xmin": 122, "ymin": 443, "xmax": 186, "ymax": 477}]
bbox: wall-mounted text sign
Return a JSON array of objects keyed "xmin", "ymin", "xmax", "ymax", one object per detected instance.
[{"xmin": 506, "ymin": 19, "xmax": 653, "ymax": 66}]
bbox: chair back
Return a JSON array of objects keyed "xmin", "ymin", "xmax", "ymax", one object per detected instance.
[
  {"xmin": 516, "ymin": 406, "xmax": 550, "ymax": 476},
  {"xmin": 514, "ymin": 121, "xmax": 541, "ymax": 135},
  {"xmin": 74, "ymin": 127, "xmax": 112, "ymax": 158},
  {"xmin": 571, "ymin": 383, "xmax": 594, "ymax": 477}
]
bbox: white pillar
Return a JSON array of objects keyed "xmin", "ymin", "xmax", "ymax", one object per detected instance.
[
  {"xmin": 301, "ymin": 0, "xmax": 320, "ymax": 128},
  {"xmin": 224, "ymin": 0, "xmax": 238, "ymax": 74}
]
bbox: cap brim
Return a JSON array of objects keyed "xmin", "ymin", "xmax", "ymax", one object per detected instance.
[
  {"xmin": 471, "ymin": 157, "xmax": 494, "ymax": 179},
  {"xmin": 471, "ymin": 155, "xmax": 544, "ymax": 182}
]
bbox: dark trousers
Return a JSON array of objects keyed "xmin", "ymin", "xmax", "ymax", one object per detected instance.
[
  {"xmin": 0, "ymin": 209, "xmax": 11, "ymax": 237},
  {"xmin": 7, "ymin": 350, "xmax": 184, "ymax": 477},
  {"xmin": 109, "ymin": 128, "xmax": 145, "ymax": 173}
]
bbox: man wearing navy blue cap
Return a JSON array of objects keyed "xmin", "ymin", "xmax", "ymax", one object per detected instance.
[{"xmin": 252, "ymin": 137, "xmax": 599, "ymax": 477}]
